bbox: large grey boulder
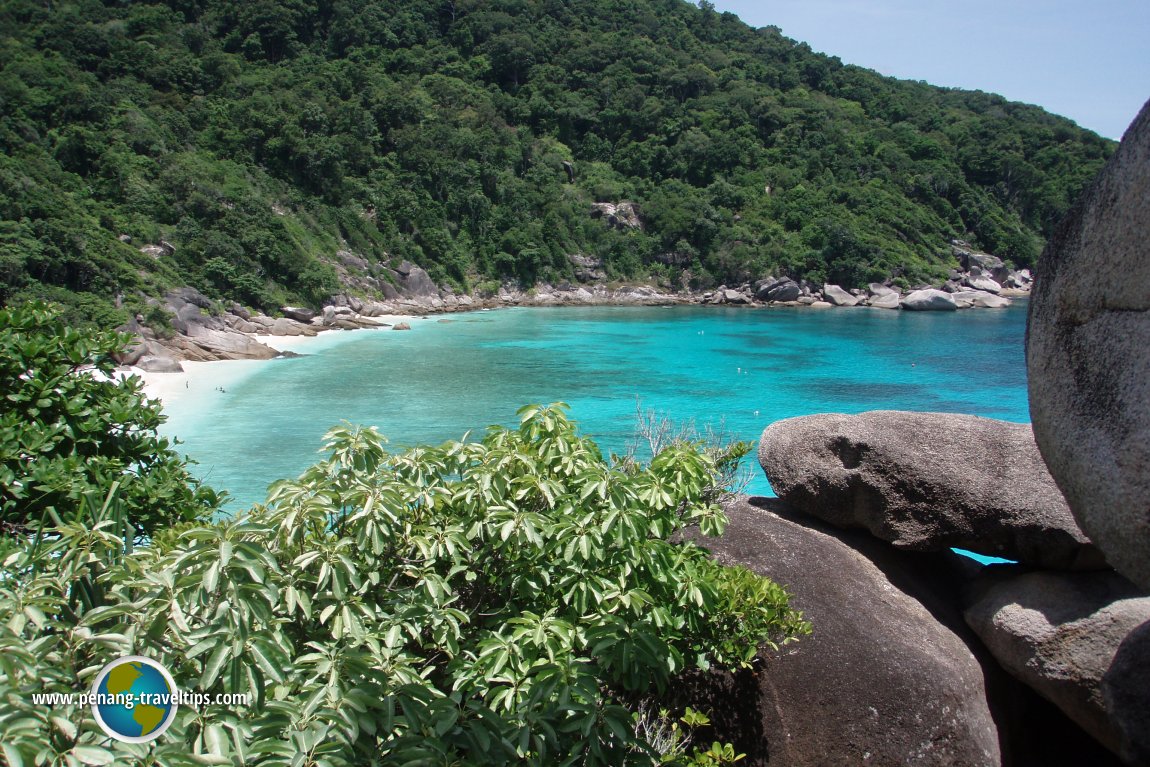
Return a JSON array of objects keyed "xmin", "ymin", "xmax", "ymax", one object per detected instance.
[
  {"xmin": 723, "ymin": 288, "xmax": 751, "ymax": 305},
  {"xmin": 135, "ymin": 355, "xmax": 183, "ymax": 373},
  {"xmin": 114, "ymin": 336, "xmax": 148, "ymax": 366},
  {"xmin": 965, "ymin": 571, "xmax": 1150, "ymax": 760},
  {"xmin": 1028, "ymin": 100, "xmax": 1150, "ymax": 590},
  {"xmin": 679, "ymin": 497, "xmax": 1002, "ymax": 766},
  {"xmin": 1103, "ymin": 621, "xmax": 1150, "ymax": 765},
  {"xmin": 868, "ymin": 282, "xmax": 898, "ymax": 297},
  {"xmin": 965, "ymin": 274, "xmax": 1004, "ymax": 294},
  {"xmin": 267, "ymin": 317, "xmax": 316, "ymax": 337},
  {"xmin": 953, "ymin": 290, "xmax": 1012, "ymax": 309},
  {"xmin": 902, "ymin": 288, "xmax": 958, "ymax": 311},
  {"xmin": 821, "ymin": 283, "xmax": 859, "ymax": 306},
  {"xmin": 868, "ymin": 292, "xmax": 901, "ymax": 310},
  {"xmin": 280, "ymin": 306, "xmax": 316, "ymax": 323},
  {"xmin": 764, "ymin": 278, "xmax": 801, "ymax": 302},
  {"xmin": 167, "ymin": 286, "xmax": 212, "ymax": 309},
  {"xmin": 954, "ymin": 245, "xmax": 1006, "ymax": 273},
  {"xmin": 393, "ymin": 260, "xmax": 439, "ymax": 297},
  {"xmin": 758, "ymin": 411, "xmax": 1105, "ymax": 569},
  {"xmin": 589, "ymin": 201, "xmax": 642, "ymax": 230},
  {"xmin": 180, "ymin": 326, "xmax": 280, "ymax": 360}
]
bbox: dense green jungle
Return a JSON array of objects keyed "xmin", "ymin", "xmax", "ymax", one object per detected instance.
[{"xmin": 0, "ymin": 0, "xmax": 1116, "ymax": 326}]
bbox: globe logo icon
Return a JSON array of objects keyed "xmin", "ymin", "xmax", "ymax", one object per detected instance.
[{"xmin": 90, "ymin": 656, "xmax": 178, "ymax": 743}]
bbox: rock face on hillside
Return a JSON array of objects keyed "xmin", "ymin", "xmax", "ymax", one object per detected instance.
[
  {"xmin": 589, "ymin": 201, "xmax": 642, "ymax": 230},
  {"xmin": 680, "ymin": 497, "xmax": 1002, "ymax": 766},
  {"xmin": 1027, "ymin": 99, "xmax": 1150, "ymax": 590},
  {"xmin": 965, "ymin": 570, "xmax": 1150, "ymax": 759},
  {"xmin": 758, "ymin": 411, "xmax": 1104, "ymax": 569}
]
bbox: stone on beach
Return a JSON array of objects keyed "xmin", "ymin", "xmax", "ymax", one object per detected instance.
[
  {"xmin": 902, "ymin": 288, "xmax": 958, "ymax": 311},
  {"xmin": 821, "ymin": 283, "xmax": 860, "ymax": 306},
  {"xmin": 757, "ymin": 278, "xmax": 801, "ymax": 302},
  {"xmin": 964, "ymin": 274, "xmax": 1003, "ymax": 294},
  {"xmin": 135, "ymin": 355, "xmax": 184, "ymax": 373},
  {"xmin": 953, "ymin": 290, "xmax": 1012, "ymax": 309},
  {"xmin": 179, "ymin": 326, "xmax": 279, "ymax": 360},
  {"xmin": 868, "ymin": 292, "xmax": 901, "ymax": 309},
  {"xmin": 758, "ymin": 411, "xmax": 1105, "ymax": 569},
  {"xmin": 280, "ymin": 306, "xmax": 316, "ymax": 323}
]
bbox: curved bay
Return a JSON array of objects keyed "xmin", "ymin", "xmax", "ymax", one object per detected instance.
[{"xmin": 160, "ymin": 303, "xmax": 1029, "ymax": 509}]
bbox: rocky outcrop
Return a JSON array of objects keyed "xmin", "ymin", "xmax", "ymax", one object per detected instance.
[
  {"xmin": 280, "ymin": 306, "xmax": 316, "ymax": 323},
  {"xmin": 138, "ymin": 240, "xmax": 175, "ymax": 260},
  {"xmin": 953, "ymin": 290, "xmax": 1012, "ymax": 309},
  {"xmin": 589, "ymin": 201, "xmax": 642, "ymax": 230},
  {"xmin": 868, "ymin": 282, "xmax": 897, "ymax": 298},
  {"xmin": 821, "ymin": 283, "xmax": 859, "ymax": 307},
  {"xmin": 1027, "ymin": 99, "xmax": 1150, "ymax": 590},
  {"xmin": 954, "ymin": 243, "xmax": 1005, "ymax": 273},
  {"xmin": 391, "ymin": 260, "xmax": 438, "ymax": 297},
  {"xmin": 680, "ymin": 497, "xmax": 1002, "ymax": 766},
  {"xmin": 758, "ymin": 411, "xmax": 1105, "ymax": 569},
  {"xmin": 568, "ymin": 253, "xmax": 606, "ymax": 282},
  {"xmin": 757, "ymin": 278, "xmax": 801, "ymax": 303},
  {"xmin": 1103, "ymin": 620, "xmax": 1150, "ymax": 765},
  {"xmin": 135, "ymin": 355, "xmax": 183, "ymax": 372},
  {"xmin": 902, "ymin": 288, "xmax": 958, "ymax": 311},
  {"xmin": 723, "ymin": 288, "xmax": 751, "ymax": 305},
  {"xmin": 178, "ymin": 325, "xmax": 280, "ymax": 360},
  {"xmin": 965, "ymin": 570, "xmax": 1150, "ymax": 760},
  {"xmin": 868, "ymin": 292, "xmax": 901, "ymax": 309},
  {"xmin": 965, "ymin": 272, "xmax": 1003, "ymax": 294},
  {"xmin": 145, "ymin": 289, "xmax": 286, "ymax": 361}
]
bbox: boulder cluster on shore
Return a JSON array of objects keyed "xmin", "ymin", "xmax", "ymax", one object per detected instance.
[
  {"xmin": 118, "ymin": 238, "xmax": 1028, "ymax": 370},
  {"xmin": 701, "ymin": 241, "xmax": 1029, "ymax": 311}
]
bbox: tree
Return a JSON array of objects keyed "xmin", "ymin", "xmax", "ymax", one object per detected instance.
[
  {"xmin": 0, "ymin": 302, "xmax": 220, "ymax": 537},
  {"xmin": 0, "ymin": 403, "xmax": 809, "ymax": 766}
]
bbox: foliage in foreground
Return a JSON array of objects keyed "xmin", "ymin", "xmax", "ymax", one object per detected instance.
[
  {"xmin": 0, "ymin": 403, "xmax": 809, "ymax": 766},
  {"xmin": 0, "ymin": 301, "xmax": 219, "ymax": 537}
]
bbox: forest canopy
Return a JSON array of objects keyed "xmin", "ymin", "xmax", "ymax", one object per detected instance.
[{"xmin": 0, "ymin": 0, "xmax": 1115, "ymax": 323}]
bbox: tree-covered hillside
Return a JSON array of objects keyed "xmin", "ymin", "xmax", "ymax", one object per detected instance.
[{"xmin": 0, "ymin": 0, "xmax": 1115, "ymax": 324}]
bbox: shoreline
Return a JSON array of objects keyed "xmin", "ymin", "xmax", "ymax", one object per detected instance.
[
  {"xmin": 127, "ymin": 296, "xmax": 1028, "ymax": 409},
  {"xmin": 128, "ymin": 287, "xmax": 1035, "ymax": 407},
  {"xmin": 127, "ymin": 314, "xmax": 434, "ymax": 406}
]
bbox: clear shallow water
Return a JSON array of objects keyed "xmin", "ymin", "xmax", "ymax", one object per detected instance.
[{"xmin": 160, "ymin": 303, "xmax": 1029, "ymax": 511}]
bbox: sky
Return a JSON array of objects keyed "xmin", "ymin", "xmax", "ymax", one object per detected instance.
[{"xmin": 710, "ymin": 0, "xmax": 1149, "ymax": 140}]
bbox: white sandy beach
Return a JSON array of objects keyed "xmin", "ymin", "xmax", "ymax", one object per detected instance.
[{"xmin": 123, "ymin": 314, "xmax": 431, "ymax": 407}]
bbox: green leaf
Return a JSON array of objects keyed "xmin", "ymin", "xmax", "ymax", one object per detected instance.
[
  {"xmin": 71, "ymin": 746, "xmax": 114, "ymax": 766},
  {"xmin": 200, "ymin": 642, "xmax": 230, "ymax": 688}
]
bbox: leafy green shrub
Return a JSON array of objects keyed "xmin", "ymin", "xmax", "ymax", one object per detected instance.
[
  {"xmin": 1, "ymin": 404, "xmax": 808, "ymax": 766},
  {"xmin": 0, "ymin": 302, "xmax": 219, "ymax": 537}
]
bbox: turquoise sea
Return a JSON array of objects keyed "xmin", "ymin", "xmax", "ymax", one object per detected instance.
[{"xmin": 160, "ymin": 303, "xmax": 1030, "ymax": 510}]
